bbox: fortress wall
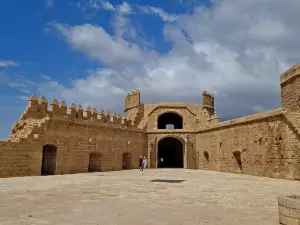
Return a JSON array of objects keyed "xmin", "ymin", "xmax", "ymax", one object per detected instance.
[
  {"xmin": 19, "ymin": 95, "xmax": 138, "ymax": 130},
  {"xmin": 0, "ymin": 141, "xmax": 33, "ymax": 178},
  {"xmin": 0, "ymin": 119, "xmax": 147, "ymax": 177},
  {"xmin": 196, "ymin": 109, "xmax": 300, "ymax": 179},
  {"xmin": 280, "ymin": 64, "xmax": 300, "ymax": 112},
  {"xmin": 44, "ymin": 118, "xmax": 148, "ymax": 175}
]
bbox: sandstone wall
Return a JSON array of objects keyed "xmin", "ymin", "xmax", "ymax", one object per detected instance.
[
  {"xmin": 0, "ymin": 119, "xmax": 147, "ymax": 177},
  {"xmin": 0, "ymin": 141, "xmax": 33, "ymax": 177},
  {"xmin": 196, "ymin": 109, "xmax": 300, "ymax": 179},
  {"xmin": 281, "ymin": 64, "xmax": 300, "ymax": 112},
  {"xmin": 45, "ymin": 118, "xmax": 147, "ymax": 175},
  {"xmin": 0, "ymin": 93, "xmax": 148, "ymax": 178}
]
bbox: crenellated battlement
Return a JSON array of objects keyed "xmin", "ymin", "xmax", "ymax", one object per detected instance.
[
  {"xmin": 125, "ymin": 90, "xmax": 140, "ymax": 111},
  {"xmin": 19, "ymin": 95, "xmax": 139, "ymax": 129}
]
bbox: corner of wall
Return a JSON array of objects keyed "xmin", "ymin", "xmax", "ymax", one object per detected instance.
[{"xmin": 280, "ymin": 64, "xmax": 300, "ymax": 112}]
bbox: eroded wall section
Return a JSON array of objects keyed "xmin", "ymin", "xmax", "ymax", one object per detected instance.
[{"xmin": 196, "ymin": 109, "xmax": 300, "ymax": 180}]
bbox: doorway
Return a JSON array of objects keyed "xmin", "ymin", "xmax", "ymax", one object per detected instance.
[
  {"xmin": 41, "ymin": 144, "xmax": 57, "ymax": 176},
  {"xmin": 88, "ymin": 153, "xmax": 103, "ymax": 172},
  {"xmin": 122, "ymin": 152, "xmax": 132, "ymax": 169},
  {"xmin": 157, "ymin": 137, "xmax": 184, "ymax": 168}
]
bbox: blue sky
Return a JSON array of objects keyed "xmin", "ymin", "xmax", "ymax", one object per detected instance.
[{"xmin": 1, "ymin": 0, "xmax": 300, "ymax": 140}]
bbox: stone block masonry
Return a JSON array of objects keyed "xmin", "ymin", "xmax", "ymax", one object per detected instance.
[
  {"xmin": 1, "ymin": 64, "xmax": 300, "ymax": 178},
  {"xmin": 196, "ymin": 110, "xmax": 300, "ymax": 179},
  {"xmin": 278, "ymin": 195, "xmax": 300, "ymax": 224}
]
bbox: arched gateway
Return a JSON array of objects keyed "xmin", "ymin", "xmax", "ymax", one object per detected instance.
[
  {"xmin": 157, "ymin": 137, "xmax": 184, "ymax": 168},
  {"xmin": 157, "ymin": 112, "xmax": 183, "ymax": 129}
]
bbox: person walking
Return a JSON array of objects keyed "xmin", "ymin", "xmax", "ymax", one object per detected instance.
[
  {"xmin": 138, "ymin": 156, "xmax": 144, "ymax": 171},
  {"xmin": 143, "ymin": 157, "xmax": 148, "ymax": 170}
]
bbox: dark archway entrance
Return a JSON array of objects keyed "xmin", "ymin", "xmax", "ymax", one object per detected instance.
[
  {"xmin": 41, "ymin": 144, "xmax": 57, "ymax": 176},
  {"xmin": 233, "ymin": 151, "xmax": 242, "ymax": 172},
  {"xmin": 122, "ymin": 152, "xmax": 132, "ymax": 169},
  {"xmin": 88, "ymin": 153, "xmax": 103, "ymax": 172},
  {"xmin": 157, "ymin": 112, "xmax": 183, "ymax": 129},
  {"xmin": 157, "ymin": 137, "xmax": 184, "ymax": 168}
]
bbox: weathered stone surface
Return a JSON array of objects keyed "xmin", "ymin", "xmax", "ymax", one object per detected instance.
[{"xmin": 278, "ymin": 195, "xmax": 300, "ymax": 224}]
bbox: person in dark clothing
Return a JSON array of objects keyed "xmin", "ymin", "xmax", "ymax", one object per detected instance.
[{"xmin": 138, "ymin": 156, "xmax": 144, "ymax": 171}]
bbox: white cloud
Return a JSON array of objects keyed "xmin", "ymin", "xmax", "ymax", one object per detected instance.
[
  {"xmin": 8, "ymin": 82, "xmax": 27, "ymax": 88},
  {"xmin": 118, "ymin": 2, "xmax": 132, "ymax": 14},
  {"xmin": 101, "ymin": 0, "xmax": 114, "ymax": 11},
  {"xmin": 43, "ymin": 0, "xmax": 300, "ymax": 119},
  {"xmin": 41, "ymin": 74, "xmax": 52, "ymax": 81},
  {"xmin": 138, "ymin": 6, "xmax": 179, "ymax": 22},
  {"xmin": 77, "ymin": 0, "xmax": 115, "ymax": 12},
  {"xmin": 49, "ymin": 22, "xmax": 156, "ymax": 67},
  {"xmin": 0, "ymin": 60, "xmax": 19, "ymax": 68},
  {"xmin": 89, "ymin": 0, "xmax": 115, "ymax": 11}
]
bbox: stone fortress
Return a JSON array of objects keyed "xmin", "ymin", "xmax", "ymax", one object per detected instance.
[{"xmin": 0, "ymin": 64, "xmax": 300, "ymax": 180}]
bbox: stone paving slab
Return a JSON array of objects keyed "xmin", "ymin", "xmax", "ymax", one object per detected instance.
[{"xmin": 0, "ymin": 169, "xmax": 300, "ymax": 225}]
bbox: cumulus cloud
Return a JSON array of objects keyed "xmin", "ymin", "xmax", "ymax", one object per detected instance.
[
  {"xmin": 118, "ymin": 2, "xmax": 132, "ymax": 14},
  {"xmin": 43, "ymin": 0, "xmax": 300, "ymax": 120},
  {"xmin": 49, "ymin": 22, "xmax": 157, "ymax": 68}
]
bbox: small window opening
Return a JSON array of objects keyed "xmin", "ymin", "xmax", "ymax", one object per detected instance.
[{"xmin": 166, "ymin": 124, "xmax": 174, "ymax": 129}]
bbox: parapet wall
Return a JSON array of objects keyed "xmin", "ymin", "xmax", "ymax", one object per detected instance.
[
  {"xmin": 19, "ymin": 95, "xmax": 139, "ymax": 130},
  {"xmin": 196, "ymin": 108, "xmax": 300, "ymax": 180},
  {"xmin": 197, "ymin": 108, "xmax": 283, "ymax": 133},
  {"xmin": 281, "ymin": 64, "xmax": 300, "ymax": 112}
]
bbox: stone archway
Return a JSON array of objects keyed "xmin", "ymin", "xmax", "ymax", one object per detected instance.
[
  {"xmin": 157, "ymin": 137, "xmax": 184, "ymax": 168},
  {"xmin": 41, "ymin": 144, "xmax": 57, "ymax": 176},
  {"xmin": 122, "ymin": 152, "xmax": 132, "ymax": 169},
  {"xmin": 88, "ymin": 153, "xmax": 103, "ymax": 172},
  {"xmin": 157, "ymin": 112, "xmax": 183, "ymax": 129}
]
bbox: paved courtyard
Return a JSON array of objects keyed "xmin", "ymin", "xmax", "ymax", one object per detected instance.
[{"xmin": 0, "ymin": 169, "xmax": 300, "ymax": 225}]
